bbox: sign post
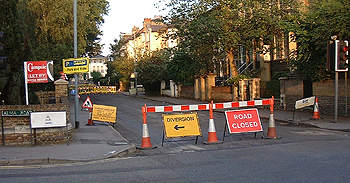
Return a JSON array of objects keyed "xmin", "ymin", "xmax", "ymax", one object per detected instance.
[{"xmin": 63, "ymin": 57, "xmax": 89, "ymax": 129}]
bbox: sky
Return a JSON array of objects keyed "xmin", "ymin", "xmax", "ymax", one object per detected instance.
[{"xmin": 100, "ymin": 0, "xmax": 166, "ymax": 56}]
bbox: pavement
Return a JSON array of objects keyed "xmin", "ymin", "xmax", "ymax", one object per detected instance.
[{"xmin": 1, "ymin": 93, "xmax": 349, "ymax": 167}]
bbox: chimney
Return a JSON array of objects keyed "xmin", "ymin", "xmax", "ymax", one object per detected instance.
[{"xmin": 143, "ymin": 18, "xmax": 152, "ymax": 28}]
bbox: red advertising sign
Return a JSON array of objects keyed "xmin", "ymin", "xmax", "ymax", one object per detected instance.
[
  {"xmin": 225, "ymin": 108, "xmax": 263, "ymax": 134},
  {"xmin": 24, "ymin": 61, "xmax": 52, "ymax": 83}
]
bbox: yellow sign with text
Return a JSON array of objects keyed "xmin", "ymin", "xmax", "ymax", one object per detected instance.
[
  {"xmin": 63, "ymin": 57, "xmax": 89, "ymax": 74},
  {"xmin": 92, "ymin": 104, "xmax": 116, "ymax": 123},
  {"xmin": 163, "ymin": 113, "xmax": 201, "ymax": 138}
]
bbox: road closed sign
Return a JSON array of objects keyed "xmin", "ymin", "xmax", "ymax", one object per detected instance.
[
  {"xmin": 225, "ymin": 108, "xmax": 263, "ymax": 134},
  {"xmin": 163, "ymin": 113, "xmax": 201, "ymax": 138}
]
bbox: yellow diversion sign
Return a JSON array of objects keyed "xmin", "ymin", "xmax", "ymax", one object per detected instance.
[
  {"xmin": 92, "ymin": 104, "xmax": 117, "ymax": 123},
  {"xmin": 163, "ymin": 113, "xmax": 201, "ymax": 138},
  {"xmin": 63, "ymin": 57, "xmax": 89, "ymax": 74}
]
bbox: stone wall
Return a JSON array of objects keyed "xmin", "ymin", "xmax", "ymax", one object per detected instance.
[
  {"xmin": 0, "ymin": 104, "xmax": 71, "ymax": 145},
  {"xmin": 35, "ymin": 91, "xmax": 55, "ymax": 104}
]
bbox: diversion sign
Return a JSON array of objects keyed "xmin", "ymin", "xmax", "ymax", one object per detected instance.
[
  {"xmin": 163, "ymin": 113, "xmax": 201, "ymax": 138},
  {"xmin": 63, "ymin": 57, "xmax": 89, "ymax": 74}
]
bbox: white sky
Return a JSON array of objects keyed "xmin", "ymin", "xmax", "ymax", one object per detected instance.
[{"xmin": 100, "ymin": 0, "xmax": 165, "ymax": 56}]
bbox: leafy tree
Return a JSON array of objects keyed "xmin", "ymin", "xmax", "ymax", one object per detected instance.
[
  {"xmin": 165, "ymin": 48, "xmax": 199, "ymax": 84},
  {"xmin": 0, "ymin": 0, "xmax": 109, "ymax": 104},
  {"xmin": 136, "ymin": 50, "xmax": 170, "ymax": 94},
  {"xmin": 91, "ymin": 71, "xmax": 102, "ymax": 84},
  {"xmin": 287, "ymin": 0, "xmax": 350, "ymax": 81},
  {"xmin": 161, "ymin": 0, "xmax": 300, "ymax": 78}
]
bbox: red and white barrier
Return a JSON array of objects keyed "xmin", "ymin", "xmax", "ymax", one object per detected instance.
[
  {"xmin": 138, "ymin": 97, "xmax": 276, "ymax": 149},
  {"xmin": 146, "ymin": 99, "xmax": 271, "ymax": 113}
]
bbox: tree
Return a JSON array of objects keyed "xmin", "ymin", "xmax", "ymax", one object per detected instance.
[
  {"xmin": 161, "ymin": 0, "xmax": 300, "ymax": 78},
  {"xmin": 91, "ymin": 71, "xmax": 102, "ymax": 85},
  {"xmin": 0, "ymin": 0, "xmax": 109, "ymax": 104},
  {"xmin": 287, "ymin": 0, "xmax": 350, "ymax": 81},
  {"xmin": 136, "ymin": 50, "xmax": 170, "ymax": 95}
]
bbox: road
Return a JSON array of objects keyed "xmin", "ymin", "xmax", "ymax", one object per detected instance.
[{"xmin": 1, "ymin": 94, "xmax": 349, "ymax": 182}]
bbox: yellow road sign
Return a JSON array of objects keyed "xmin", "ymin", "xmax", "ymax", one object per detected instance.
[
  {"xmin": 92, "ymin": 104, "xmax": 116, "ymax": 123},
  {"xmin": 163, "ymin": 113, "xmax": 201, "ymax": 138},
  {"xmin": 63, "ymin": 57, "xmax": 89, "ymax": 74}
]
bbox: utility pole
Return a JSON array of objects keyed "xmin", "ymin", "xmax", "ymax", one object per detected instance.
[{"xmin": 73, "ymin": 0, "xmax": 79, "ymax": 128}]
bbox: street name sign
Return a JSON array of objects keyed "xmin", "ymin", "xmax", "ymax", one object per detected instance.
[
  {"xmin": 225, "ymin": 108, "xmax": 263, "ymax": 134},
  {"xmin": 92, "ymin": 104, "xmax": 117, "ymax": 123},
  {"xmin": 62, "ymin": 57, "xmax": 89, "ymax": 74},
  {"xmin": 162, "ymin": 113, "xmax": 201, "ymax": 138},
  {"xmin": 2, "ymin": 110, "xmax": 32, "ymax": 117}
]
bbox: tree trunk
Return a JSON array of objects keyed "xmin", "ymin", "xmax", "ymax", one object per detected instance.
[{"xmin": 227, "ymin": 48, "xmax": 238, "ymax": 77}]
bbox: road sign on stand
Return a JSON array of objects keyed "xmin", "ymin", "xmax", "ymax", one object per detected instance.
[
  {"xmin": 224, "ymin": 108, "xmax": 263, "ymax": 134},
  {"xmin": 92, "ymin": 104, "xmax": 117, "ymax": 124},
  {"xmin": 82, "ymin": 96, "xmax": 93, "ymax": 109},
  {"xmin": 162, "ymin": 113, "xmax": 201, "ymax": 138}
]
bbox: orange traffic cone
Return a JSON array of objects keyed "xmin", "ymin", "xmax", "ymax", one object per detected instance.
[
  {"xmin": 312, "ymin": 97, "xmax": 320, "ymax": 120},
  {"xmin": 267, "ymin": 96, "xmax": 278, "ymax": 139},
  {"xmin": 204, "ymin": 101, "xmax": 223, "ymax": 144},
  {"xmin": 138, "ymin": 105, "xmax": 156, "ymax": 149},
  {"xmin": 87, "ymin": 108, "xmax": 94, "ymax": 125}
]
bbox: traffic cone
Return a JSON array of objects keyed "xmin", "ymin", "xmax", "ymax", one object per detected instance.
[
  {"xmin": 138, "ymin": 105, "xmax": 156, "ymax": 149},
  {"xmin": 312, "ymin": 97, "xmax": 320, "ymax": 120},
  {"xmin": 204, "ymin": 101, "xmax": 223, "ymax": 144},
  {"xmin": 267, "ymin": 96, "xmax": 278, "ymax": 139},
  {"xmin": 87, "ymin": 108, "xmax": 94, "ymax": 125}
]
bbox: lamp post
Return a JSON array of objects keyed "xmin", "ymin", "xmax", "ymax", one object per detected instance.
[{"xmin": 73, "ymin": 0, "xmax": 79, "ymax": 128}]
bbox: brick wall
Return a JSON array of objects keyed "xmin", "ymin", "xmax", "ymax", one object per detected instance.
[
  {"xmin": 280, "ymin": 78, "xmax": 350, "ymax": 115},
  {"xmin": 179, "ymin": 85, "xmax": 194, "ymax": 99},
  {"xmin": 211, "ymin": 86, "xmax": 233, "ymax": 102}
]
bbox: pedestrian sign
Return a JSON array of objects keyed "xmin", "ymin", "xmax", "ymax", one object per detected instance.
[
  {"xmin": 162, "ymin": 113, "xmax": 201, "ymax": 138},
  {"xmin": 82, "ymin": 96, "xmax": 93, "ymax": 109}
]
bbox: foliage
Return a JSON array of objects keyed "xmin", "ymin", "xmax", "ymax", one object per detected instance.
[
  {"xmin": 165, "ymin": 48, "xmax": 199, "ymax": 84},
  {"xmin": 0, "ymin": 0, "xmax": 109, "ymax": 104},
  {"xmin": 91, "ymin": 71, "xmax": 102, "ymax": 84},
  {"xmin": 161, "ymin": 0, "xmax": 301, "ymax": 77},
  {"xmin": 135, "ymin": 50, "xmax": 169, "ymax": 93},
  {"xmin": 105, "ymin": 62, "xmax": 121, "ymax": 86},
  {"xmin": 226, "ymin": 74, "xmax": 250, "ymax": 87},
  {"xmin": 286, "ymin": 0, "xmax": 350, "ymax": 81}
]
